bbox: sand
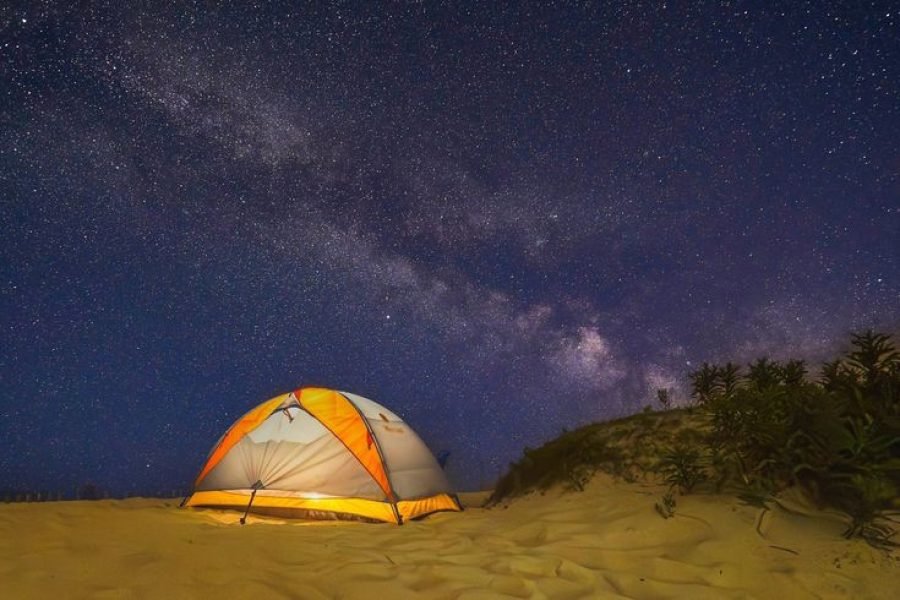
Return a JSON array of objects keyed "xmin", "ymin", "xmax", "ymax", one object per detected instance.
[{"xmin": 1, "ymin": 475, "xmax": 897, "ymax": 599}]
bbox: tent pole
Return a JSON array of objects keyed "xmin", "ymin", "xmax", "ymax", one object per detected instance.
[
  {"xmin": 335, "ymin": 392, "xmax": 405, "ymax": 525},
  {"xmin": 239, "ymin": 489, "xmax": 258, "ymax": 525},
  {"xmin": 239, "ymin": 480, "xmax": 264, "ymax": 525},
  {"xmin": 391, "ymin": 499, "xmax": 403, "ymax": 525}
]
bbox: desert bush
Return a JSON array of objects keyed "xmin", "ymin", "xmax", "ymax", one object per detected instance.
[
  {"xmin": 695, "ymin": 330, "xmax": 900, "ymax": 545},
  {"xmin": 493, "ymin": 333, "xmax": 897, "ymax": 545},
  {"xmin": 655, "ymin": 489, "xmax": 677, "ymax": 519},
  {"xmin": 689, "ymin": 363, "xmax": 721, "ymax": 404},
  {"xmin": 657, "ymin": 443, "xmax": 706, "ymax": 494},
  {"xmin": 829, "ymin": 473, "xmax": 897, "ymax": 544},
  {"xmin": 657, "ymin": 388, "xmax": 671, "ymax": 410}
]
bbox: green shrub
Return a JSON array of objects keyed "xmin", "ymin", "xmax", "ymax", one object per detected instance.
[
  {"xmin": 493, "ymin": 332, "xmax": 898, "ymax": 546},
  {"xmin": 695, "ymin": 330, "xmax": 900, "ymax": 545},
  {"xmin": 658, "ymin": 443, "xmax": 706, "ymax": 493}
]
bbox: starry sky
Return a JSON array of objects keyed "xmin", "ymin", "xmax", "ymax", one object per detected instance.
[{"xmin": 1, "ymin": 2, "xmax": 897, "ymax": 496}]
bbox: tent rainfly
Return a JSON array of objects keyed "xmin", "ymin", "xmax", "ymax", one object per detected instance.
[{"xmin": 184, "ymin": 387, "xmax": 462, "ymax": 524}]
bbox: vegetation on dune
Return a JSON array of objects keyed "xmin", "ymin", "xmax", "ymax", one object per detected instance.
[
  {"xmin": 488, "ymin": 407, "xmax": 705, "ymax": 500},
  {"xmin": 490, "ymin": 330, "xmax": 900, "ymax": 548}
]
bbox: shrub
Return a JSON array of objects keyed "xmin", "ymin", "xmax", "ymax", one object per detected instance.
[
  {"xmin": 658, "ymin": 443, "xmax": 706, "ymax": 494},
  {"xmin": 655, "ymin": 489, "xmax": 677, "ymax": 519},
  {"xmin": 695, "ymin": 330, "xmax": 900, "ymax": 545}
]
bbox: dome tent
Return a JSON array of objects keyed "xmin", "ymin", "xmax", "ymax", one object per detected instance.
[{"xmin": 184, "ymin": 387, "xmax": 462, "ymax": 523}]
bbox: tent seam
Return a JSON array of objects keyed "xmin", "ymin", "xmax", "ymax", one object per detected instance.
[{"xmin": 337, "ymin": 390, "xmax": 402, "ymax": 523}]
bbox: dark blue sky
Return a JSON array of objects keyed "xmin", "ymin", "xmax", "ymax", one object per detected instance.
[{"xmin": 1, "ymin": 1, "xmax": 897, "ymax": 495}]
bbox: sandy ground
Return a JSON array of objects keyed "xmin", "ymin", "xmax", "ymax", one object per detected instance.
[{"xmin": 1, "ymin": 475, "xmax": 897, "ymax": 599}]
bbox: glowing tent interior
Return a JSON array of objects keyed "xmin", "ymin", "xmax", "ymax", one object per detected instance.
[{"xmin": 184, "ymin": 387, "xmax": 462, "ymax": 523}]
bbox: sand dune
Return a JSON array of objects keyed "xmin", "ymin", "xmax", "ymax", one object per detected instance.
[{"xmin": 1, "ymin": 475, "xmax": 896, "ymax": 599}]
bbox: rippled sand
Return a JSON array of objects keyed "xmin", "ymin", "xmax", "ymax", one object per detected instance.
[{"xmin": 1, "ymin": 475, "xmax": 896, "ymax": 599}]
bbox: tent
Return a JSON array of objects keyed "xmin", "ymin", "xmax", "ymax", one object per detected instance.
[{"xmin": 184, "ymin": 387, "xmax": 462, "ymax": 523}]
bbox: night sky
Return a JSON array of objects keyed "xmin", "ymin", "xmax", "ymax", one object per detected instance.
[{"xmin": 1, "ymin": 2, "xmax": 897, "ymax": 496}]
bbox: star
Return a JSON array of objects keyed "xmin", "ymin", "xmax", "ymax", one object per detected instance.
[{"xmin": 0, "ymin": 1, "xmax": 896, "ymax": 496}]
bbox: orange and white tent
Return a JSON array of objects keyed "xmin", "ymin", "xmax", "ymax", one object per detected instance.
[{"xmin": 185, "ymin": 387, "xmax": 461, "ymax": 523}]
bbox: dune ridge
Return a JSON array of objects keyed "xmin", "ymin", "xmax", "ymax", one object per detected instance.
[{"xmin": 1, "ymin": 474, "xmax": 897, "ymax": 599}]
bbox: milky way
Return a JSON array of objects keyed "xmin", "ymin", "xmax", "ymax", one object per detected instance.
[{"xmin": 1, "ymin": 2, "xmax": 897, "ymax": 494}]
